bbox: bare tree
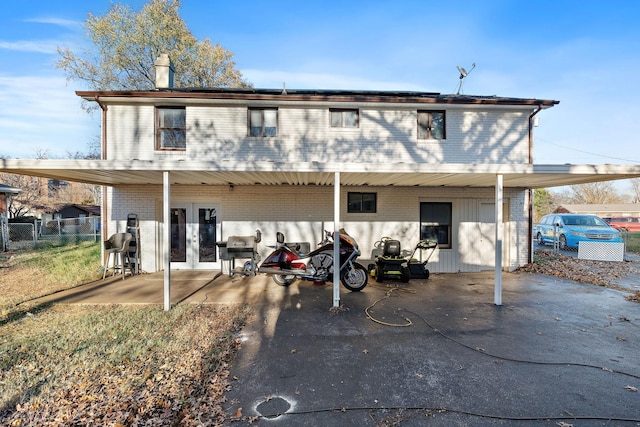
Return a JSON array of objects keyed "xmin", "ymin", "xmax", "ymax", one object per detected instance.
[
  {"xmin": 0, "ymin": 146, "xmax": 101, "ymax": 218},
  {"xmin": 0, "ymin": 173, "xmax": 46, "ymax": 218},
  {"xmin": 568, "ymin": 181, "xmax": 624, "ymax": 204},
  {"xmin": 57, "ymin": 0, "xmax": 251, "ymax": 111},
  {"xmin": 628, "ymin": 178, "xmax": 640, "ymax": 203}
]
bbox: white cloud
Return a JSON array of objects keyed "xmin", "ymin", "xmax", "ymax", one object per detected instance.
[
  {"xmin": 0, "ymin": 74, "xmax": 96, "ymax": 159},
  {"xmin": 24, "ymin": 17, "xmax": 83, "ymax": 30},
  {"xmin": 0, "ymin": 40, "xmax": 60, "ymax": 54}
]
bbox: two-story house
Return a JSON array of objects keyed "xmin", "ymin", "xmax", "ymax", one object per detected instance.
[
  {"xmin": 4, "ymin": 55, "xmax": 640, "ymax": 308},
  {"xmin": 77, "ymin": 56, "xmax": 563, "ymax": 278}
]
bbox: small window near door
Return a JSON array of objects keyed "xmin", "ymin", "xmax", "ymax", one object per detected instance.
[
  {"xmin": 420, "ymin": 202, "xmax": 451, "ymax": 248},
  {"xmin": 348, "ymin": 192, "xmax": 376, "ymax": 213}
]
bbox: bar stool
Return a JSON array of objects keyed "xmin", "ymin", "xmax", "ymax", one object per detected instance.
[{"xmin": 103, "ymin": 232, "xmax": 133, "ymax": 280}]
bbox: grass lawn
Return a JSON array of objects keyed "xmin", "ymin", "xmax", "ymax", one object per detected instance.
[{"xmin": 0, "ymin": 242, "xmax": 251, "ymax": 425}]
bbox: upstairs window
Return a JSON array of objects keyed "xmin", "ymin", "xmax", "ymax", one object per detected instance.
[
  {"xmin": 330, "ymin": 109, "xmax": 359, "ymax": 128},
  {"xmin": 348, "ymin": 192, "xmax": 377, "ymax": 213},
  {"xmin": 249, "ymin": 108, "xmax": 277, "ymax": 137},
  {"xmin": 156, "ymin": 107, "xmax": 186, "ymax": 149},
  {"xmin": 417, "ymin": 110, "xmax": 445, "ymax": 140}
]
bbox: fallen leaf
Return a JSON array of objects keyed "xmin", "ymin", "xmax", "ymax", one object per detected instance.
[{"xmin": 234, "ymin": 407, "xmax": 243, "ymax": 418}]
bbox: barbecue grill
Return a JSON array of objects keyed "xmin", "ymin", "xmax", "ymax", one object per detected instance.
[{"xmin": 217, "ymin": 230, "xmax": 261, "ymax": 276}]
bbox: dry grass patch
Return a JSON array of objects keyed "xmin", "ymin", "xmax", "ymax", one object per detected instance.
[
  {"xmin": 1, "ymin": 242, "xmax": 254, "ymax": 425},
  {"xmin": 1, "ymin": 241, "xmax": 103, "ymax": 318},
  {"xmin": 0, "ymin": 303, "xmax": 251, "ymax": 425}
]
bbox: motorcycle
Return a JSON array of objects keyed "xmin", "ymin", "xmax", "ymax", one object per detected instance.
[{"xmin": 259, "ymin": 229, "xmax": 368, "ymax": 291}]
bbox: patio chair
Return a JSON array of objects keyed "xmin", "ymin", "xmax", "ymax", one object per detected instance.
[{"xmin": 103, "ymin": 232, "xmax": 133, "ymax": 280}]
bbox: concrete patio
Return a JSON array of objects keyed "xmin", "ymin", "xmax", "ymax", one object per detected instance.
[{"xmin": 28, "ymin": 270, "xmax": 278, "ymax": 306}]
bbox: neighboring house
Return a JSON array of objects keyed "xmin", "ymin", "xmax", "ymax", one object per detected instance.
[
  {"xmin": 50, "ymin": 204, "xmax": 100, "ymax": 220},
  {"xmin": 0, "ymin": 175, "xmax": 98, "ymax": 219},
  {"xmin": 555, "ymin": 204, "xmax": 640, "ymax": 218},
  {"xmin": 40, "ymin": 204, "xmax": 101, "ymax": 235}
]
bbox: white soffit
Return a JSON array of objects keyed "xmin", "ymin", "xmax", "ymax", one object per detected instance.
[{"xmin": 2, "ymin": 159, "xmax": 640, "ymax": 189}]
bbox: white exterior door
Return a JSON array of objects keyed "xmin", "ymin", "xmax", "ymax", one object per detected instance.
[{"xmin": 170, "ymin": 204, "xmax": 221, "ymax": 270}]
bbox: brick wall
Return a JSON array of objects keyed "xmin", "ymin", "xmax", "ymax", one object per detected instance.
[{"xmin": 102, "ymin": 184, "xmax": 528, "ymax": 274}]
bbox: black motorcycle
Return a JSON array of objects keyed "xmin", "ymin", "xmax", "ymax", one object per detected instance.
[{"xmin": 259, "ymin": 229, "xmax": 368, "ymax": 291}]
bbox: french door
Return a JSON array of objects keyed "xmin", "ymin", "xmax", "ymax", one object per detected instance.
[{"xmin": 170, "ymin": 204, "xmax": 221, "ymax": 270}]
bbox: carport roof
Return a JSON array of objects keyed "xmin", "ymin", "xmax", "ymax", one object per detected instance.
[
  {"xmin": 0, "ymin": 183, "xmax": 22, "ymax": 194},
  {"xmin": 2, "ymin": 158, "xmax": 640, "ymax": 189}
]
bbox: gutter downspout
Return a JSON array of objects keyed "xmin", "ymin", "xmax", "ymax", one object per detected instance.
[
  {"xmin": 95, "ymin": 96, "xmax": 109, "ymax": 262},
  {"xmin": 527, "ymin": 105, "xmax": 543, "ymax": 263},
  {"xmin": 94, "ymin": 96, "xmax": 108, "ymax": 160}
]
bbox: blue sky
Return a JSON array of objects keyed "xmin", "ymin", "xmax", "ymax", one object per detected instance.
[{"xmin": 1, "ymin": 1, "xmax": 640, "ymax": 185}]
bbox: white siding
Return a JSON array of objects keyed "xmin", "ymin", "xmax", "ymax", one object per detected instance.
[
  {"xmin": 106, "ymin": 104, "xmax": 531, "ymax": 165},
  {"xmin": 107, "ymin": 105, "xmax": 155, "ymax": 160}
]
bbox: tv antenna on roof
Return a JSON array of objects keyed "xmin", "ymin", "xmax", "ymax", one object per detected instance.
[{"xmin": 456, "ymin": 62, "xmax": 475, "ymax": 94}]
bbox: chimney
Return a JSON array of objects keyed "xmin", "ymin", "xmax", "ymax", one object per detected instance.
[{"xmin": 154, "ymin": 54, "xmax": 174, "ymax": 89}]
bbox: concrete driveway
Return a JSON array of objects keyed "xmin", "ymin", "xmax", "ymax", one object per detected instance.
[
  {"xmin": 223, "ymin": 271, "xmax": 640, "ymax": 426},
  {"xmin": 27, "ymin": 268, "xmax": 640, "ymax": 426}
]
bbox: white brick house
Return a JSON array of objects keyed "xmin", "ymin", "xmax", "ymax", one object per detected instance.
[
  {"xmin": 77, "ymin": 69, "xmax": 560, "ymax": 277},
  {"xmin": 6, "ymin": 58, "xmax": 640, "ymax": 308}
]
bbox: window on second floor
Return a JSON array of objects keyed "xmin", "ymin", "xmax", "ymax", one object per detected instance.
[
  {"xmin": 417, "ymin": 110, "xmax": 446, "ymax": 140},
  {"xmin": 249, "ymin": 108, "xmax": 277, "ymax": 137},
  {"xmin": 156, "ymin": 107, "xmax": 186, "ymax": 150},
  {"xmin": 330, "ymin": 109, "xmax": 359, "ymax": 128}
]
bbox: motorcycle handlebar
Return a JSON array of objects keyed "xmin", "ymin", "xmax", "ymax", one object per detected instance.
[{"xmin": 317, "ymin": 229, "xmax": 333, "ymax": 246}]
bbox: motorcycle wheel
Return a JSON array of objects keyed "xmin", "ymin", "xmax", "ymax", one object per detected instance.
[
  {"xmin": 341, "ymin": 263, "xmax": 368, "ymax": 292},
  {"xmin": 273, "ymin": 274, "xmax": 296, "ymax": 286}
]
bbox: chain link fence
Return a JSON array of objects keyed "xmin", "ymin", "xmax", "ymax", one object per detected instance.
[
  {"xmin": 6, "ymin": 217, "xmax": 101, "ymax": 250},
  {"xmin": 1, "ymin": 214, "xmax": 8, "ymax": 252}
]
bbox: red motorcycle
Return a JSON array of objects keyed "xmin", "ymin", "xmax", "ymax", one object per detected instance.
[{"xmin": 259, "ymin": 229, "xmax": 368, "ymax": 291}]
